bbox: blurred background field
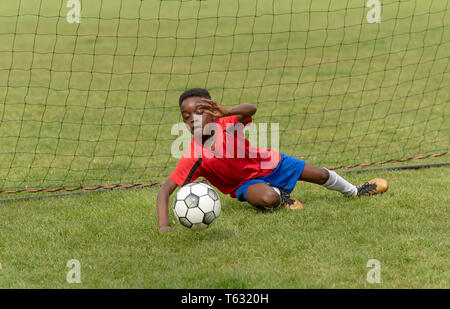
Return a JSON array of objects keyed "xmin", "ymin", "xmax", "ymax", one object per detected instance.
[{"xmin": 0, "ymin": 0, "xmax": 448, "ymax": 191}]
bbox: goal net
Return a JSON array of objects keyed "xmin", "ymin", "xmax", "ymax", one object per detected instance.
[{"xmin": 0, "ymin": 0, "xmax": 448, "ymax": 193}]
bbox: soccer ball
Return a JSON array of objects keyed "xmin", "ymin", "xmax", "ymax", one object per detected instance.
[{"xmin": 173, "ymin": 182, "xmax": 221, "ymax": 230}]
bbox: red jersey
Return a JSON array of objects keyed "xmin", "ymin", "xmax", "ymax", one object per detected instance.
[{"xmin": 169, "ymin": 115, "xmax": 281, "ymax": 198}]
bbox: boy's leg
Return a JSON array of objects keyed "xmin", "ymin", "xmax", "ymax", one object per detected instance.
[
  {"xmin": 246, "ymin": 182, "xmax": 280, "ymax": 209},
  {"xmin": 298, "ymin": 163, "xmax": 330, "ymax": 185},
  {"xmin": 245, "ymin": 182, "xmax": 303, "ymax": 210},
  {"xmin": 298, "ymin": 162, "xmax": 388, "ymax": 196},
  {"xmin": 299, "ymin": 163, "xmax": 356, "ymax": 196}
]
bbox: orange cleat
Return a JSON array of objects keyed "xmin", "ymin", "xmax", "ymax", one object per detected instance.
[
  {"xmin": 356, "ymin": 178, "xmax": 388, "ymax": 196},
  {"xmin": 280, "ymin": 189, "xmax": 304, "ymax": 210}
]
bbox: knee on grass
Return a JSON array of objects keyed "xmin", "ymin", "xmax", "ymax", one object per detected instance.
[{"xmin": 257, "ymin": 190, "xmax": 280, "ymax": 209}]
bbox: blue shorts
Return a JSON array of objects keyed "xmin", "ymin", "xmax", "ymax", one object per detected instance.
[{"xmin": 235, "ymin": 153, "xmax": 306, "ymax": 202}]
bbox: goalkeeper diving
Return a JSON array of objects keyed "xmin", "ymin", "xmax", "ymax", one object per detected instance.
[{"xmin": 157, "ymin": 88, "xmax": 388, "ymax": 233}]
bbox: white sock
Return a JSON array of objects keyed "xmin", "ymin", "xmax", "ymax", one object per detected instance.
[
  {"xmin": 271, "ymin": 186, "xmax": 282, "ymax": 206},
  {"xmin": 323, "ymin": 170, "xmax": 357, "ymax": 196}
]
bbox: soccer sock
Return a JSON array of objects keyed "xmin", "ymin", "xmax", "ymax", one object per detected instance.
[
  {"xmin": 323, "ymin": 170, "xmax": 357, "ymax": 196},
  {"xmin": 271, "ymin": 186, "xmax": 282, "ymax": 206}
]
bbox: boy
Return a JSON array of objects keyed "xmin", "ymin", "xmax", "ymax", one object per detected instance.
[{"xmin": 157, "ymin": 88, "xmax": 388, "ymax": 233}]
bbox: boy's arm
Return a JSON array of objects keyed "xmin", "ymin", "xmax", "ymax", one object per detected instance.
[
  {"xmin": 227, "ymin": 103, "xmax": 257, "ymax": 124},
  {"xmin": 156, "ymin": 177, "xmax": 178, "ymax": 233},
  {"xmin": 198, "ymin": 98, "xmax": 256, "ymax": 124}
]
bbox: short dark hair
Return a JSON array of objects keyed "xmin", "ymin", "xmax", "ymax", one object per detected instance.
[{"xmin": 179, "ymin": 88, "xmax": 211, "ymax": 106}]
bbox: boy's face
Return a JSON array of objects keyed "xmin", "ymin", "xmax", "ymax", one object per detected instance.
[{"xmin": 180, "ymin": 96, "xmax": 215, "ymax": 136}]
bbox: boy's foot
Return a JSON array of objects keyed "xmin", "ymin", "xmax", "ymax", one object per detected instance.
[
  {"xmin": 356, "ymin": 178, "xmax": 388, "ymax": 196},
  {"xmin": 280, "ymin": 189, "xmax": 304, "ymax": 210}
]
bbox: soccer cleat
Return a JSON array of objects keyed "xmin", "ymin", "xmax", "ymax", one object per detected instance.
[
  {"xmin": 279, "ymin": 189, "xmax": 304, "ymax": 210},
  {"xmin": 356, "ymin": 178, "xmax": 388, "ymax": 196}
]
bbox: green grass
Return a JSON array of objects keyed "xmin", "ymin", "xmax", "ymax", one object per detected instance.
[
  {"xmin": 0, "ymin": 0, "xmax": 449, "ymax": 288},
  {"xmin": 0, "ymin": 166, "xmax": 448, "ymax": 288}
]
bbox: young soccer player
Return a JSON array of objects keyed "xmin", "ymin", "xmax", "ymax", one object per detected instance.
[{"xmin": 157, "ymin": 88, "xmax": 388, "ymax": 233}]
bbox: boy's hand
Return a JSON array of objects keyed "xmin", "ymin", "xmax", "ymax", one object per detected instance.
[
  {"xmin": 198, "ymin": 99, "xmax": 257, "ymax": 123},
  {"xmin": 157, "ymin": 178, "xmax": 178, "ymax": 234},
  {"xmin": 197, "ymin": 98, "xmax": 230, "ymax": 118}
]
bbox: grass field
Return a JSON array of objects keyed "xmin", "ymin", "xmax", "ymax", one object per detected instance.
[
  {"xmin": 0, "ymin": 166, "xmax": 449, "ymax": 288},
  {"xmin": 0, "ymin": 0, "xmax": 449, "ymax": 289}
]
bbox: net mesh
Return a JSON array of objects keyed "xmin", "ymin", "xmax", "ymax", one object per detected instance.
[{"xmin": 0, "ymin": 0, "xmax": 449, "ymax": 192}]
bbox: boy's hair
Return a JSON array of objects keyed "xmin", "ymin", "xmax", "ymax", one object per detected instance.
[{"xmin": 179, "ymin": 88, "xmax": 211, "ymax": 106}]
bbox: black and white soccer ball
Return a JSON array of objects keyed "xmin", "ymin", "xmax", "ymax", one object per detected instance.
[{"xmin": 173, "ymin": 182, "xmax": 221, "ymax": 230}]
